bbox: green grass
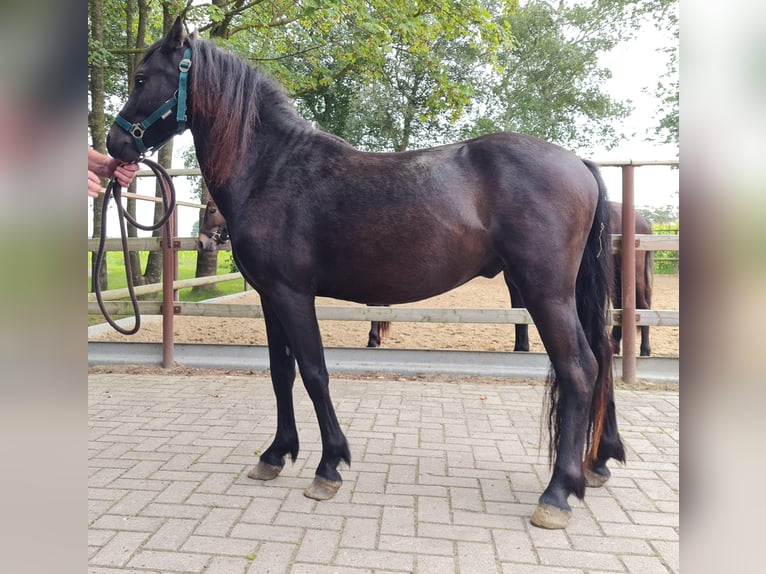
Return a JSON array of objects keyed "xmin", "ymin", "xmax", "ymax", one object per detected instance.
[
  {"xmin": 652, "ymin": 222, "xmax": 679, "ymax": 274},
  {"xmin": 88, "ymin": 251, "xmax": 247, "ymax": 325}
]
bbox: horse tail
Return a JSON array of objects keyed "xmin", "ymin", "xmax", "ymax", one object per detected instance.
[
  {"xmin": 562, "ymin": 160, "xmax": 624, "ymax": 467},
  {"xmin": 379, "ymin": 321, "xmax": 391, "ymax": 341}
]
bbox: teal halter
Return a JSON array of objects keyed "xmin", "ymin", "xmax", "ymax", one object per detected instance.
[{"xmin": 115, "ymin": 47, "xmax": 192, "ymax": 156}]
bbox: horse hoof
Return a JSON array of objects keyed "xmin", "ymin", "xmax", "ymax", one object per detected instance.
[
  {"xmin": 530, "ymin": 503, "xmax": 572, "ymax": 529},
  {"xmin": 584, "ymin": 466, "xmax": 611, "ymax": 488},
  {"xmin": 247, "ymin": 461, "xmax": 283, "ymax": 481},
  {"xmin": 303, "ymin": 476, "xmax": 342, "ymax": 500}
]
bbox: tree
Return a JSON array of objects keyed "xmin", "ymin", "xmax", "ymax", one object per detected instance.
[
  {"xmin": 648, "ymin": 1, "xmax": 678, "ymax": 146},
  {"xmin": 88, "ymin": 0, "xmax": 109, "ymax": 291},
  {"xmin": 184, "ymin": 0, "xmax": 516, "ymax": 108},
  {"xmin": 299, "ymin": 32, "xmax": 489, "ymax": 152},
  {"xmin": 461, "ymin": 0, "xmax": 637, "ymax": 150},
  {"xmin": 296, "ymin": 0, "xmax": 677, "ymax": 154},
  {"xmin": 89, "ymin": 1, "xmax": 185, "ymax": 295}
]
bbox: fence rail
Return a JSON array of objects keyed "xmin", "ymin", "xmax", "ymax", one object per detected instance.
[
  {"xmin": 86, "ymin": 235, "xmax": 679, "ymax": 253},
  {"xmin": 88, "ymin": 300, "xmax": 678, "ymax": 327}
]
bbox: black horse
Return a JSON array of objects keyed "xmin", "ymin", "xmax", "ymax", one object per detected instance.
[{"xmin": 108, "ymin": 18, "xmax": 624, "ymax": 529}]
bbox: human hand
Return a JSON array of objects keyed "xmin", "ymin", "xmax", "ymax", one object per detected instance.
[
  {"xmin": 113, "ymin": 162, "xmax": 139, "ymax": 187},
  {"xmin": 88, "ymin": 169, "xmax": 103, "ymax": 198}
]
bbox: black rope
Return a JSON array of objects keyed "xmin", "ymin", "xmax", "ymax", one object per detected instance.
[{"xmin": 92, "ymin": 158, "xmax": 176, "ymax": 334}]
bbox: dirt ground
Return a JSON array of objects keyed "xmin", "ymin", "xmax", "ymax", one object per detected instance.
[{"xmin": 90, "ymin": 274, "xmax": 679, "ymax": 358}]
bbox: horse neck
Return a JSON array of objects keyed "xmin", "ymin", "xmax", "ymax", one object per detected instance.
[{"xmin": 188, "ymin": 67, "xmax": 311, "ymax": 191}]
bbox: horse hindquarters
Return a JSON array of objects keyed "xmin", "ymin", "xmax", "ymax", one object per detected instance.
[{"xmin": 507, "ymin": 160, "xmax": 624, "ymax": 529}]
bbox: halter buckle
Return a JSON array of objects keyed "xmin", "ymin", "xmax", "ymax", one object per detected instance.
[
  {"xmin": 178, "ymin": 58, "xmax": 192, "ymax": 73},
  {"xmin": 130, "ymin": 124, "xmax": 145, "ymax": 138}
]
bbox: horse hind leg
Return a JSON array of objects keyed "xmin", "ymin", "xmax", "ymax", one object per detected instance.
[
  {"xmin": 366, "ymin": 321, "xmax": 382, "ymax": 347},
  {"xmin": 505, "ymin": 274, "xmax": 529, "ymax": 352},
  {"xmin": 520, "ymin": 295, "xmax": 600, "ymax": 529},
  {"xmin": 366, "ymin": 315, "xmax": 391, "ymax": 348}
]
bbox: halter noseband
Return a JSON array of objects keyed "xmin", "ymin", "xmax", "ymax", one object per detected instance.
[
  {"xmin": 114, "ymin": 47, "xmax": 192, "ymax": 156},
  {"xmin": 200, "ymin": 224, "xmax": 229, "ymax": 245}
]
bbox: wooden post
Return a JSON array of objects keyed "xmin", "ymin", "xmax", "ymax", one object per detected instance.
[{"xmin": 621, "ymin": 165, "xmax": 636, "ymax": 384}]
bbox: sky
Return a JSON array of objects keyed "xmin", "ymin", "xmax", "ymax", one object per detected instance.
[
  {"xmin": 89, "ymin": 8, "xmax": 679, "ymax": 239},
  {"xmin": 588, "ymin": 13, "xmax": 678, "ymax": 210}
]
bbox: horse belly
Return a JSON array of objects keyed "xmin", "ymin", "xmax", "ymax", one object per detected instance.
[{"xmin": 315, "ymin": 232, "xmax": 497, "ymax": 305}]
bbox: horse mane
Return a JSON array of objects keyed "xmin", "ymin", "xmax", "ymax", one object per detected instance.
[{"xmin": 184, "ymin": 37, "xmax": 306, "ymax": 187}]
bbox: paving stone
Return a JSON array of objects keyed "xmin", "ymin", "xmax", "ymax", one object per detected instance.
[
  {"xmin": 90, "ymin": 531, "xmax": 149, "ymax": 567},
  {"xmin": 340, "ymin": 517, "xmax": 379, "ymax": 549},
  {"xmin": 126, "ymin": 549, "xmax": 209, "ymax": 572},
  {"xmin": 457, "ymin": 540, "xmax": 501, "ymax": 574},
  {"xmin": 245, "ymin": 542, "xmax": 297, "ymax": 574}
]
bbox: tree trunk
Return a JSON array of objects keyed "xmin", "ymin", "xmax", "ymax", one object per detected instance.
[
  {"xmin": 88, "ymin": 0, "xmax": 108, "ymax": 292},
  {"xmin": 126, "ymin": 0, "xmax": 146, "ymax": 287}
]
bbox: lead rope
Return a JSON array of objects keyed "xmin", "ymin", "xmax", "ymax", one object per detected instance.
[{"xmin": 92, "ymin": 158, "xmax": 176, "ymax": 334}]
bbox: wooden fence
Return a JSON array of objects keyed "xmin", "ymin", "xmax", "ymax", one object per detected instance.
[{"xmin": 88, "ymin": 161, "xmax": 679, "ymax": 383}]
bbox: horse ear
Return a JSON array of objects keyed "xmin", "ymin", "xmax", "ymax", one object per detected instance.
[
  {"xmin": 190, "ymin": 28, "xmax": 200, "ymax": 41},
  {"xmin": 162, "ymin": 16, "xmax": 186, "ymax": 52}
]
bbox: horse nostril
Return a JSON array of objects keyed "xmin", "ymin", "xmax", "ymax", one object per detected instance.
[{"xmin": 198, "ymin": 236, "xmax": 213, "ymax": 252}]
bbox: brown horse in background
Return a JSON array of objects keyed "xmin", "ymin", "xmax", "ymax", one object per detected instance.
[
  {"xmin": 198, "ymin": 198, "xmax": 229, "ymax": 250},
  {"xmin": 608, "ymin": 203, "xmax": 654, "ymax": 357}
]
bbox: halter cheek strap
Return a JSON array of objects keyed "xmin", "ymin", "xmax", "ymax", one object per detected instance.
[{"xmin": 115, "ymin": 47, "xmax": 192, "ymax": 156}]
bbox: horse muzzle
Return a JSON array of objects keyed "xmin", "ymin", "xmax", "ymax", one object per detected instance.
[
  {"xmin": 198, "ymin": 233, "xmax": 218, "ymax": 252},
  {"xmin": 106, "ymin": 127, "xmax": 141, "ymax": 163}
]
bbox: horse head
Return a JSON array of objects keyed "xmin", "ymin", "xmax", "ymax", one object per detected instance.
[
  {"xmin": 198, "ymin": 199, "xmax": 229, "ymax": 252},
  {"xmin": 107, "ymin": 17, "xmax": 192, "ymax": 161}
]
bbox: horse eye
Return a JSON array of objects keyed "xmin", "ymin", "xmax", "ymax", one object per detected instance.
[
  {"xmin": 209, "ymin": 208, "xmax": 217, "ymax": 214},
  {"xmin": 134, "ymin": 76, "xmax": 146, "ymax": 87}
]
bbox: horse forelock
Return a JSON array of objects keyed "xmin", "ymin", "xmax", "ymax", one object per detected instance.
[{"xmin": 187, "ymin": 39, "xmax": 302, "ymax": 188}]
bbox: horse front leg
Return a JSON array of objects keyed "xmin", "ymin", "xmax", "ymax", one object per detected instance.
[
  {"xmin": 248, "ymin": 299, "xmax": 299, "ymax": 481},
  {"xmin": 264, "ymin": 289, "xmax": 351, "ymax": 500}
]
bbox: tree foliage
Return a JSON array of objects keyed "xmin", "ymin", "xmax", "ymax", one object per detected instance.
[{"xmin": 648, "ymin": 2, "xmax": 679, "ymax": 145}]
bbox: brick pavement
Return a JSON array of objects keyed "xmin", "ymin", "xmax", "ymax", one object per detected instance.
[{"xmin": 88, "ymin": 373, "xmax": 678, "ymax": 573}]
